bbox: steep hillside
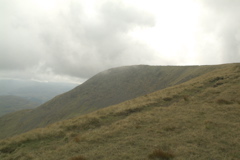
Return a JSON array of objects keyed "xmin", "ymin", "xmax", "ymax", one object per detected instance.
[
  {"xmin": 0, "ymin": 63, "xmax": 239, "ymax": 160},
  {"xmin": 0, "ymin": 65, "xmax": 225, "ymax": 139},
  {"xmin": 0, "ymin": 95, "xmax": 39, "ymax": 117}
]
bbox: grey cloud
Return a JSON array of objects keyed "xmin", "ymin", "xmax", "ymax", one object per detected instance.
[
  {"xmin": 0, "ymin": 32, "xmax": 43, "ymax": 70},
  {"xmin": 5, "ymin": 0, "xmax": 240, "ymax": 82},
  {"xmin": 198, "ymin": 0, "xmax": 240, "ymax": 63},
  {"xmin": 0, "ymin": 0, "xmax": 45, "ymax": 70},
  {"xmin": 98, "ymin": 1, "xmax": 155, "ymax": 32},
  {"xmin": 38, "ymin": 0, "xmax": 156, "ymax": 79},
  {"xmin": 0, "ymin": 0, "xmax": 157, "ymax": 81}
]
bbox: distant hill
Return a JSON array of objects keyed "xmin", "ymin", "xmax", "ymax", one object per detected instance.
[
  {"xmin": 0, "ymin": 79, "xmax": 78, "ymax": 104},
  {"xmin": 0, "ymin": 95, "xmax": 39, "ymax": 117},
  {"xmin": 0, "ymin": 64, "xmax": 229, "ymax": 139},
  {"xmin": 0, "ymin": 63, "xmax": 239, "ymax": 160}
]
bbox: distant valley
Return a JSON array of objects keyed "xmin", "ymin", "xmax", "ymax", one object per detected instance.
[
  {"xmin": 0, "ymin": 79, "xmax": 77, "ymax": 116},
  {"xmin": 0, "ymin": 95, "xmax": 39, "ymax": 117}
]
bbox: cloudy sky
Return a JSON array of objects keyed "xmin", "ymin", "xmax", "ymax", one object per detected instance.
[{"xmin": 1, "ymin": 0, "xmax": 240, "ymax": 83}]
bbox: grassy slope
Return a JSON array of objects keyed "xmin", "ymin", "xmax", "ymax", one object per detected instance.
[
  {"xmin": 0, "ymin": 95, "xmax": 39, "ymax": 117},
  {"xmin": 0, "ymin": 63, "xmax": 239, "ymax": 160},
  {"xmin": 0, "ymin": 65, "xmax": 219, "ymax": 139}
]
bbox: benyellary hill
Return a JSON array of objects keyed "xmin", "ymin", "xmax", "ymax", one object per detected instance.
[
  {"xmin": 0, "ymin": 64, "xmax": 228, "ymax": 139},
  {"xmin": 0, "ymin": 63, "xmax": 239, "ymax": 159}
]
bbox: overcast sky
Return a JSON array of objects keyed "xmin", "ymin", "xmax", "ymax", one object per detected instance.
[{"xmin": 1, "ymin": 0, "xmax": 240, "ymax": 83}]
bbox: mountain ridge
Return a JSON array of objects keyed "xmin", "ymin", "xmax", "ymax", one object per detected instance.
[
  {"xmin": 0, "ymin": 64, "xmax": 228, "ymax": 139},
  {"xmin": 0, "ymin": 63, "xmax": 239, "ymax": 159}
]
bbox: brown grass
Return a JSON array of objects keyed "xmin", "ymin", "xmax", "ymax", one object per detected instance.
[
  {"xmin": 182, "ymin": 95, "xmax": 189, "ymax": 101},
  {"xmin": 148, "ymin": 149, "xmax": 175, "ymax": 159},
  {"xmin": 68, "ymin": 155, "xmax": 87, "ymax": 160},
  {"xmin": 163, "ymin": 97, "xmax": 172, "ymax": 101},
  {"xmin": 73, "ymin": 136, "xmax": 81, "ymax": 143},
  {"xmin": 216, "ymin": 98, "xmax": 232, "ymax": 105}
]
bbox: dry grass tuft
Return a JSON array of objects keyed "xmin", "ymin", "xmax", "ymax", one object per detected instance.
[
  {"xmin": 163, "ymin": 97, "xmax": 172, "ymax": 102},
  {"xmin": 183, "ymin": 95, "xmax": 189, "ymax": 101},
  {"xmin": 216, "ymin": 98, "xmax": 232, "ymax": 105},
  {"xmin": 73, "ymin": 136, "xmax": 81, "ymax": 143},
  {"xmin": 148, "ymin": 149, "xmax": 175, "ymax": 160},
  {"xmin": 68, "ymin": 155, "xmax": 87, "ymax": 160}
]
